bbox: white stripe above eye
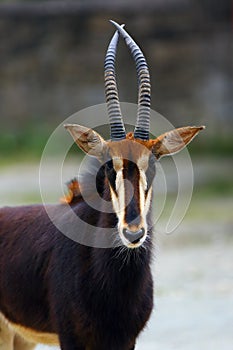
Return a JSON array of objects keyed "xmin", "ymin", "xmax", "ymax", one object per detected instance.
[
  {"xmin": 112, "ymin": 157, "xmax": 123, "ymax": 171},
  {"xmin": 109, "ymin": 169, "xmax": 125, "ymax": 217},
  {"xmin": 137, "ymin": 154, "xmax": 149, "ymax": 171}
]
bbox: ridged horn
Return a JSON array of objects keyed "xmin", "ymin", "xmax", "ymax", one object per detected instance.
[
  {"xmin": 110, "ymin": 20, "xmax": 151, "ymax": 140},
  {"xmin": 104, "ymin": 25, "xmax": 126, "ymax": 141}
]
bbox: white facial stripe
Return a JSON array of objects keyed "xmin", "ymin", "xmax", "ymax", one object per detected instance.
[
  {"xmin": 144, "ymin": 187, "xmax": 153, "ymax": 220},
  {"xmin": 110, "ymin": 169, "xmax": 125, "ymax": 217},
  {"xmin": 139, "ymin": 172, "xmax": 145, "ymax": 208},
  {"xmin": 115, "ymin": 170, "xmax": 123, "ymax": 192},
  {"xmin": 110, "ymin": 157, "xmax": 124, "ymax": 218},
  {"xmin": 139, "ymin": 171, "xmax": 146, "ymax": 229},
  {"xmin": 140, "ymin": 171, "xmax": 147, "ymax": 191},
  {"xmin": 137, "ymin": 154, "xmax": 150, "ymax": 229}
]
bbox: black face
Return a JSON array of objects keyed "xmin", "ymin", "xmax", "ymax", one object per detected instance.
[{"xmin": 93, "ymin": 138, "xmax": 157, "ymax": 248}]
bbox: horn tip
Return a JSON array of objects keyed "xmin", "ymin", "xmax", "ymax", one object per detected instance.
[
  {"xmin": 109, "ymin": 20, "xmax": 125, "ymax": 29},
  {"xmin": 110, "ymin": 20, "xmax": 121, "ymax": 30},
  {"xmin": 109, "ymin": 19, "xmax": 117, "ymax": 25}
]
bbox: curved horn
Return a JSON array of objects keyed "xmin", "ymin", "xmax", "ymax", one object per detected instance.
[
  {"xmin": 110, "ymin": 20, "xmax": 151, "ymax": 140},
  {"xmin": 104, "ymin": 26, "xmax": 126, "ymax": 141}
]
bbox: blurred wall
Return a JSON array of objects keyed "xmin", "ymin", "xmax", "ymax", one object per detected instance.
[{"xmin": 0, "ymin": 0, "xmax": 232, "ymax": 155}]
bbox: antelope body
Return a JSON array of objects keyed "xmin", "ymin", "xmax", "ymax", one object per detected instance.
[{"xmin": 0, "ymin": 21, "xmax": 204, "ymax": 350}]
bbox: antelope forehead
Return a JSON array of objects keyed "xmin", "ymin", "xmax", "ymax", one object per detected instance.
[{"xmin": 111, "ymin": 152, "xmax": 150, "ymax": 170}]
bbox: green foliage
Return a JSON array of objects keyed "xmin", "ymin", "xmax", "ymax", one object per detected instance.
[
  {"xmin": 196, "ymin": 179, "xmax": 233, "ymax": 196},
  {"xmin": 188, "ymin": 135, "xmax": 233, "ymax": 157},
  {"xmin": 0, "ymin": 124, "xmax": 52, "ymax": 162},
  {"xmin": 0, "ymin": 125, "xmax": 232, "ymax": 163}
]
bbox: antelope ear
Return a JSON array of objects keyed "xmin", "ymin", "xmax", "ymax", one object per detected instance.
[
  {"xmin": 150, "ymin": 126, "xmax": 205, "ymax": 160},
  {"xmin": 64, "ymin": 124, "xmax": 107, "ymax": 158}
]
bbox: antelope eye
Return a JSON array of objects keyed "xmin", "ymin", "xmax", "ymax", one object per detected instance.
[{"xmin": 105, "ymin": 160, "xmax": 113, "ymax": 171}]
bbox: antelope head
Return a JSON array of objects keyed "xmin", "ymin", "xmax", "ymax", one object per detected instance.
[{"xmin": 65, "ymin": 21, "xmax": 205, "ymax": 248}]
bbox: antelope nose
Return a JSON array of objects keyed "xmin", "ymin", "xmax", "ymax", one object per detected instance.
[{"xmin": 122, "ymin": 228, "xmax": 145, "ymax": 244}]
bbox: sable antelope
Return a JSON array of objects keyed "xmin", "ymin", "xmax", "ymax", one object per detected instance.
[{"xmin": 0, "ymin": 21, "xmax": 204, "ymax": 350}]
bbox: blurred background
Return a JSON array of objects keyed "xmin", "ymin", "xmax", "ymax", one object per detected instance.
[{"xmin": 0, "ymin": 1, "xmax": 232, "ymax": 349}]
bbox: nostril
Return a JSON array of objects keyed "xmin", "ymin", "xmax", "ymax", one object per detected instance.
[{"xmin": 123, "ymin": 228, "xmax": 145, "ymax": 244}]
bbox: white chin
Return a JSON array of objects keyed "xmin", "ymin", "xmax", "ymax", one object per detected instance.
[{"xmin": 121, "ymin": 237, "xmax": 145, "ymax": 249}]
